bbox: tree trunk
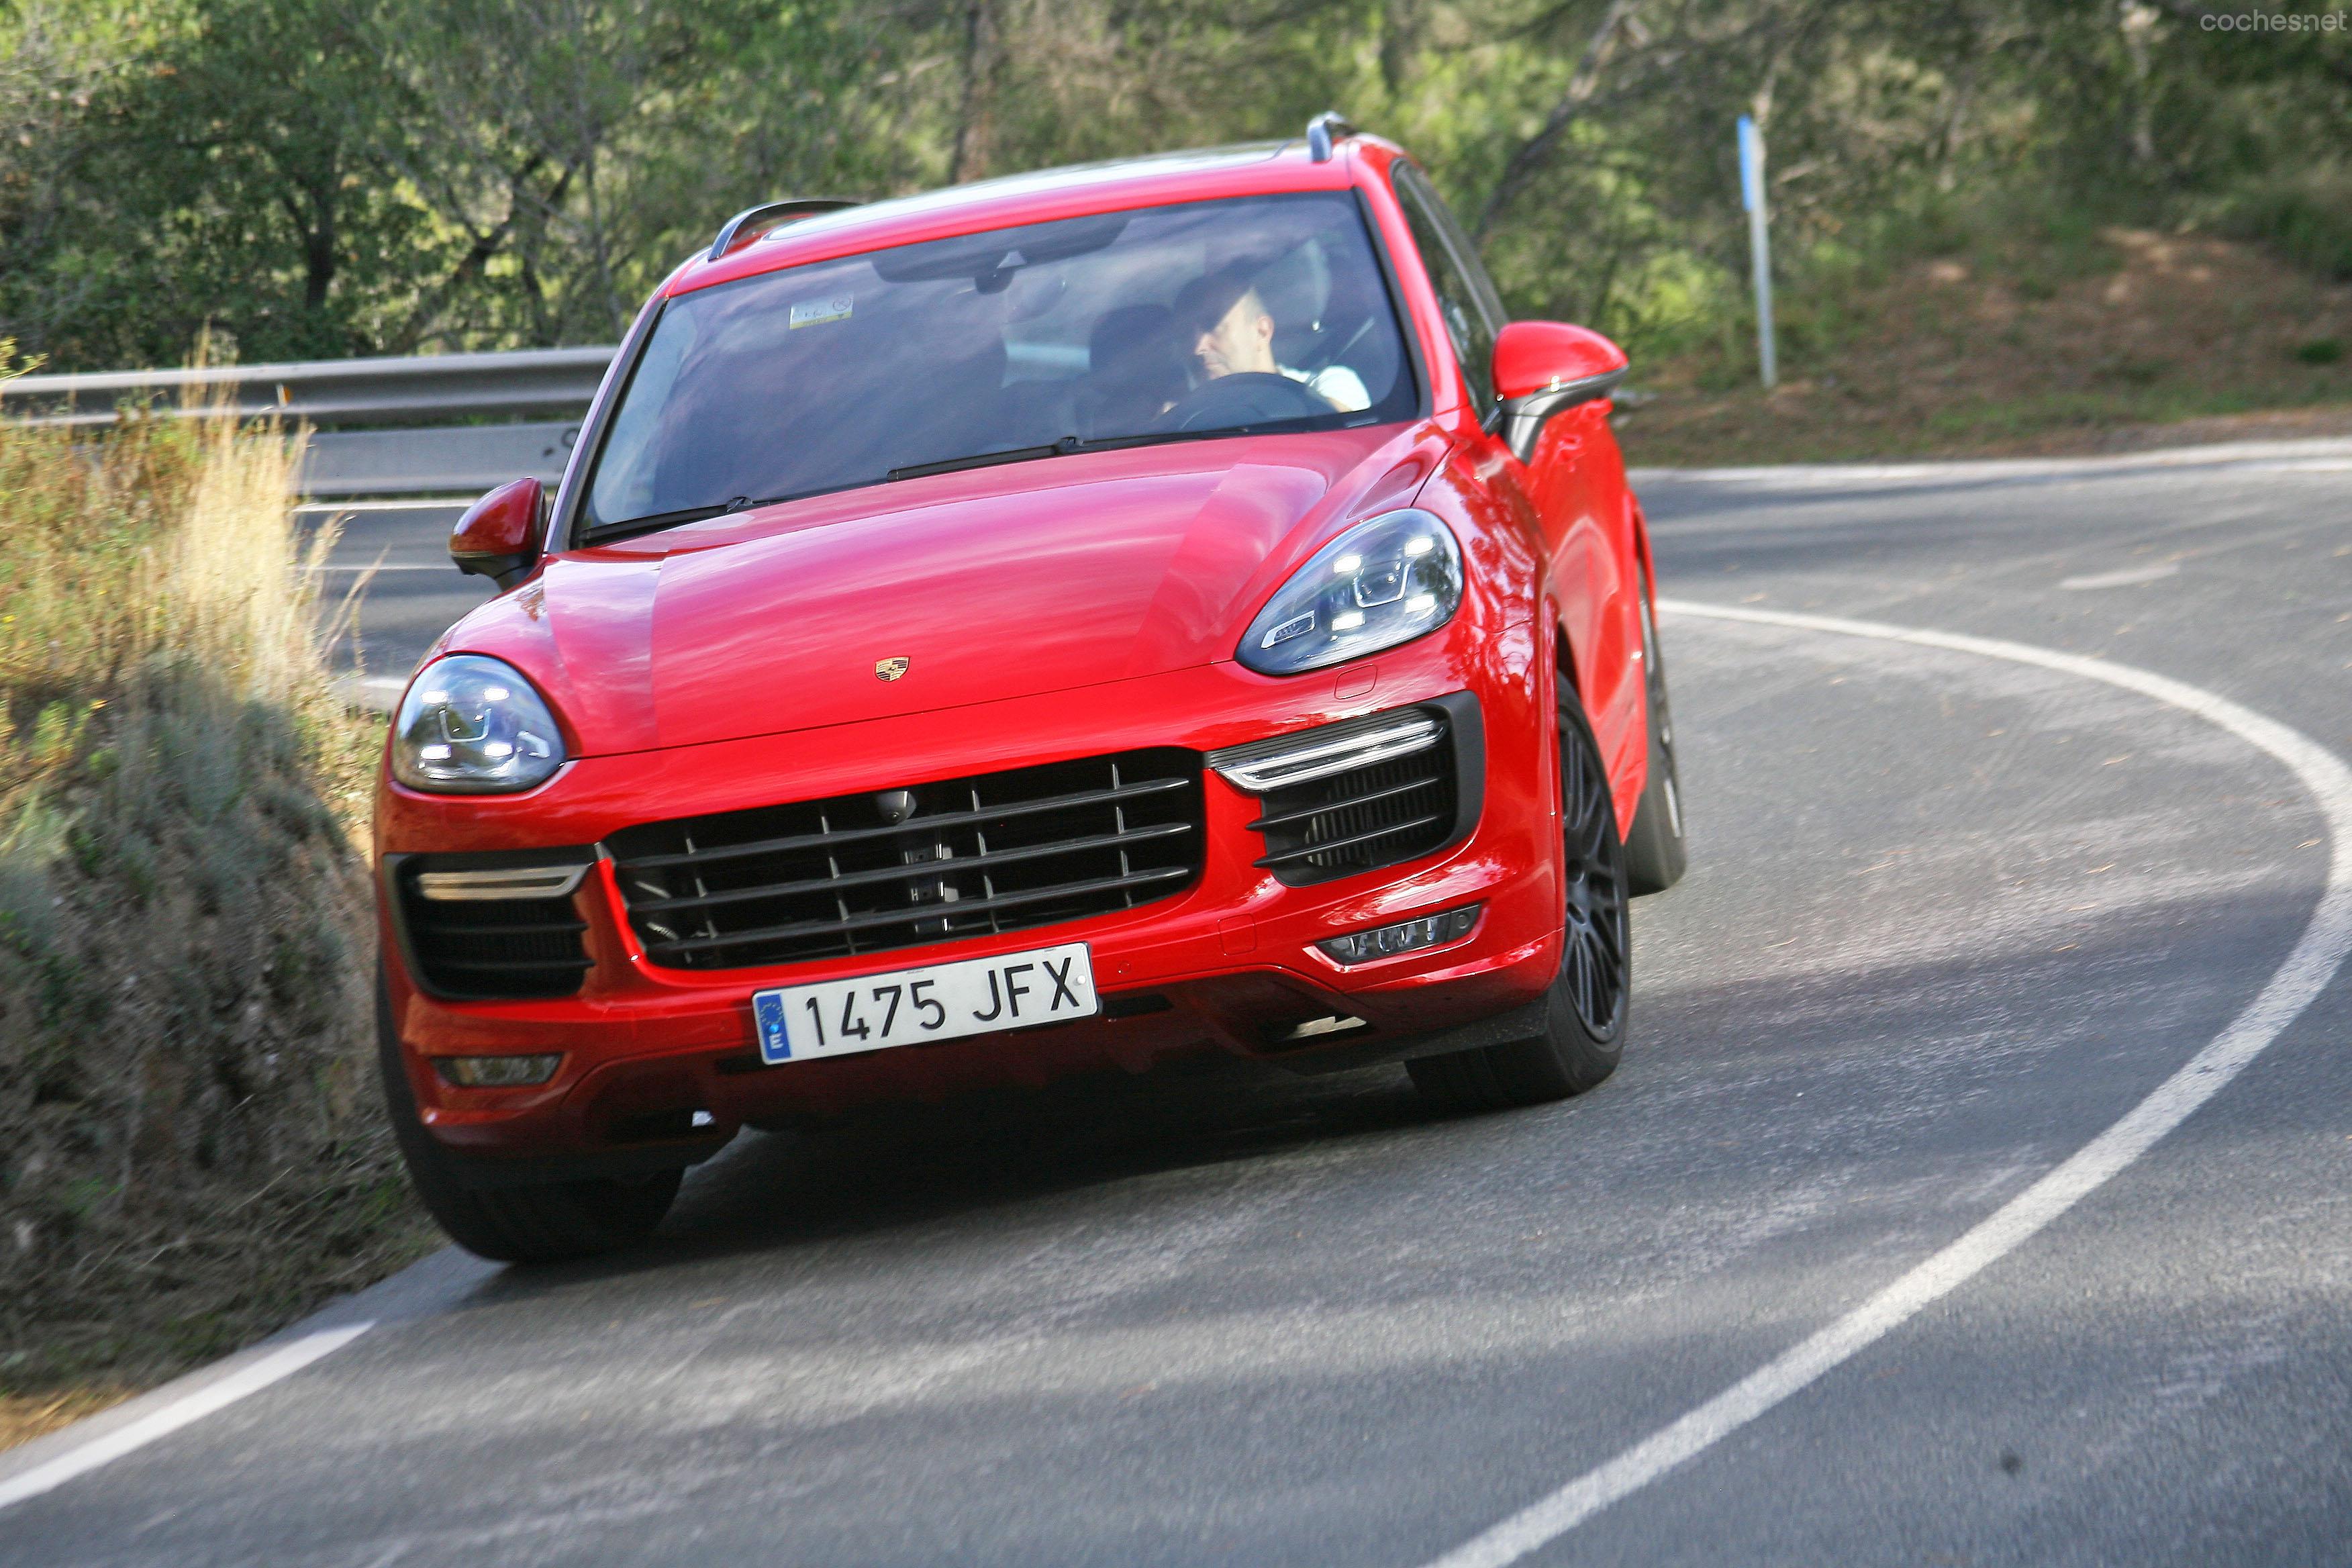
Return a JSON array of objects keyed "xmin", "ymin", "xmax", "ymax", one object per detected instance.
[
  {"xmin": 1475, "ymin": 0, "xmax": 1639, "ymax": 240},
  {"xmin": 281, "ymin": 185, "xmax": 338, "ymax": 314},
  {"xmin": 1380, "ymin": 0, "xmax": 1422, "ymax": 98},
  {"xmin": 2119, "ymin": 0, "xmax": 2158, "ymax": 168},
  {"xmin": 950, "ymin": 0, "xmax": 1000, "ymax": 184},
  {"xmin": 303, "ymin": 213, "xmax": 336, "ymax": 314}
]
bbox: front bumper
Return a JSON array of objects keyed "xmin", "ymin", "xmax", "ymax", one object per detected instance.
[{"xmin": 377, "ymin": 622, "xmax": 1560, "ymax": 1174}]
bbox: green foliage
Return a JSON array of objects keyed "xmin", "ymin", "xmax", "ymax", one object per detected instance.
[
  {"xmin": 2, "ymin": 0, "xmax": 2348, "ymax": 375},
  {"xmin": 2222, "ymin": 165, "xmax": 2352, "ymax": 281}
]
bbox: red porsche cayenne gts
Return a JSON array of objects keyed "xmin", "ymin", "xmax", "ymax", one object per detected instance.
[{"xmin": 377, "ymin": 115, "xmax": 1689, "ymax": 1261}]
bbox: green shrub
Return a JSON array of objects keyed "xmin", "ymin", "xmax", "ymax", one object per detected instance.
[
  {"xmin": 2224, "ymin": 167, "xmax": 2352, "ymax": 281},
  {"xmin": 0, "ymin": 361, "xmax": 429, "ymax": 1402}
]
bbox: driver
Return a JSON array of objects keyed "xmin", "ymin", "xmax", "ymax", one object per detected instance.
[{"xmin": 1177, "ymin": 264, "xmax": 1371, "ymax": 413}]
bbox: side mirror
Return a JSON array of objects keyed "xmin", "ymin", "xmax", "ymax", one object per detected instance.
[
  {"xmin": 1491, "ymin": 322, "xmax": 1630, "ymax": 463},
  {"xmin": 450, "ymin": 477, "xmax": 546, "ymax": 589}
]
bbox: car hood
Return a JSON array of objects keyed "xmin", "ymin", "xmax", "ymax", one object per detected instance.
[{"xmin": 438, "ymin": 424, "xmax": 1443, "ymax": 755}]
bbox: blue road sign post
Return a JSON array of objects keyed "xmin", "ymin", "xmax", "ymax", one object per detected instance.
[{"xmin": 1738, "ymin": 113, "xmax": 1777, "ymax": 389}]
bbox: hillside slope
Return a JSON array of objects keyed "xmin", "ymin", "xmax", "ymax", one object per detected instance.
[{"xmin": 1618, "ymin": 229, "xmax": 2352, "ymax": 468}]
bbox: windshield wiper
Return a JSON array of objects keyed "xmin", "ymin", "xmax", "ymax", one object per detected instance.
[
  {"xmin": 582, "ymin": 499, "xmax": 742, "ymax": 543},
  {"xmin": 886, "ymin": 442, "xmax": 1070, "ymax": 483},
  {"xmin": 583, "ymin": 487, "xmax": 838, "ymax": 545},
  {"xmin": 886, "ymin": 428, "xmax": 1236, "ymax": 484}
]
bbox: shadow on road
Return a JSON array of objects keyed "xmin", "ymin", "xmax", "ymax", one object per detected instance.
[{"xmin": 458, "ymin": 1051, "xmax": 1461, "ymax": 1305}]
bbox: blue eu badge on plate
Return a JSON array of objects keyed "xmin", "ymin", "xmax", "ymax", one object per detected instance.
[{"xmin": 752, "ymin": 991, "xmax": 793, "ymax": 1063}]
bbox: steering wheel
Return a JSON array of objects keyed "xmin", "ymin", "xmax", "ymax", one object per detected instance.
[{"xmin": 1157, "ymin": 371, "xmax": 1332, "ymax": 433}]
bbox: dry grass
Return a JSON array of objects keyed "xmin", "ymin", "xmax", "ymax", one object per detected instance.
[
  {"xmin": 1616, "ymin": 229, "xmax": 2352, "ymax": 468},
  {"xmin": 0, "ymin": 358, "xmax": 434, "ymax": 1440},
  {"xmin": 0, "ymin": 1385, "xmax": 138, "ymax": 1451}
]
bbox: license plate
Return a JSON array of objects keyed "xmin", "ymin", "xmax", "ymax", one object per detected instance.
[{"xmin": 750, "ymin": 942, "xmax": 1097, "ymax": 1065}]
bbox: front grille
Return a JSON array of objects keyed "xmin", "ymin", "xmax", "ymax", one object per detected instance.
[
  {"xmin": 393, "ymin": 859, "xmax": 594, "ymax": 1000},
  {"xmin": 606, "ymin": 749, "xmax": 1204, "ymax": 971},
  {"xmin": 1216, "ymin": 696, "xmax": 1479, "ymax": 888}
]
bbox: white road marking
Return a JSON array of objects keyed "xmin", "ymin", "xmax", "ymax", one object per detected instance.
[
  {"xmin": 2060, "ymin": 561, "xmax": 2182, "ymax": 590},
  {"xmin": 0, "ymin": 1324, "xmax": 373, "ymax": 1514},
  {"xmin": 1630, "ymin": 434, "xmax": 2352, "ymax": 490},
  {"xmin": 1424, "ymin": 600, "xmax": 2352, "ymax": 1568}
]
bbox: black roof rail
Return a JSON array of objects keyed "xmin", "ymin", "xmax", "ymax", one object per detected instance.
[
  {"xmin": 706, "ymin": 198, "xmax": 863, "ymax": 264},
  {"xmin": 1306, "ymin": 111, "xmax": 1356, "ymax": 163}
]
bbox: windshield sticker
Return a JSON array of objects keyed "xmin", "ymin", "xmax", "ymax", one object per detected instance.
[{"xmin": 789, "ymin": 293, "xmax": 854, "ymax": 330}]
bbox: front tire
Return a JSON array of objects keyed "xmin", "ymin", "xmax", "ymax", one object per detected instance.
[
  {"xmin": 1622, "ymin": 563, "xmax": 1689, "ymax": 895},
  {"xmin": 377, "ymin": 976, "xmax": 679, "ymax": 1264},
  {"xmin": 1408, "ymin": 691, "xmax": 1629, "ymax": 1111}
]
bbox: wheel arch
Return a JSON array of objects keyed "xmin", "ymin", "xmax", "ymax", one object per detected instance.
[
  {"xmin": 1549, "ymin": 605, "xmax": 1585, "ymax": 705},
  {"xmin": 1628, "ymin": 493, "xmax": 1659, "ymax": 611}
]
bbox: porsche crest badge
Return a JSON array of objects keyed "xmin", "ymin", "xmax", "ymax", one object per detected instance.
[{"xmin": 874, "ymin": 656, "xmax": 910, "ymax": 683}]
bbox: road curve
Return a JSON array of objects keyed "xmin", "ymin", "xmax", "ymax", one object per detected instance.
[{"xmin": 10, "ymin": 440, "xmax": 2352, "ymax": 1566}]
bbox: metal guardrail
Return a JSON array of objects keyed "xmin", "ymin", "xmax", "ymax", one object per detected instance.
[
  {"xmin": 301, "ymin": 422, "xmax": 582, "ymax": 499},
  {"xmin": 2, "ymin": 345, "xmax": 621, "ymax": 497},
  {"xmin": 1, "ymin": 346, "xmax": 618, "ymax": 429}
]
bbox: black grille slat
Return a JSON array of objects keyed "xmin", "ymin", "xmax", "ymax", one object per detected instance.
[
  {"xmin": 1239, "ymin": 713, "xmax": 1460, "ymax": 887},
  {"xmin": 608, "ymin": 749, "xmax": 1204, "ymax": 971},
  {"xmin": 432, "ymin": 954, "xmax": 595, "ymax": 974},
  {"xmin": 421, "ymin": 918, "xmax": 593, "ymax": 938},
  {"xmin": 623, "ymin": 822, "xmax": 1193, "ymax": 914},
  {"xmin": 1255, "ymin": 810, "xmax": 1453, "ymax": 868},
  {"xmin": 397, "ymin": 881, "xmax": 593, "ymax": 1000},
  {"xmin": 650, "ymin": 865, "xmax": 1195, "ymax": 959},
  {"xmin": 1246, "ymin": 770, "xmax": 1445, "ymax": 833},
  {"xmin": 612, "ymin": 776, "xmax": 1194, "ymax": 873}
]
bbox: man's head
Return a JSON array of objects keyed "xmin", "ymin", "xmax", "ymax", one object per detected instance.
[{"xmin": 1181, "ymin": 266, "xmax": 1278, "ymax": 380}]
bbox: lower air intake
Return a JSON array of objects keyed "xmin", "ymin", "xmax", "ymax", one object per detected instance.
[
  {"xmin": 1211, "ymin": 693, "xmax": 1482, "ymax": 888},
  {"xmin": 392, "ymin": 853, "xmax": 595, "ymax": 1000}
]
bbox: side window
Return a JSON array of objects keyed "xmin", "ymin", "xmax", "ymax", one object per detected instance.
[{"xmin": 1391, "ymin": 163, "xmax": 1506, "ymax": 415}]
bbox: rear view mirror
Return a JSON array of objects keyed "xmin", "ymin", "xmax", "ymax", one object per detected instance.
[
  {"xmin": 1490, "ymin": 322, "xmax": 1630, "ymax": 463},
  {"xmin": 450, "ymin": 477, "xmax": 546, "ymax": 589}
]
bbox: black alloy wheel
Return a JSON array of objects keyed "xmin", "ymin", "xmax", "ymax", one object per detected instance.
[
  {"xmin": 1623, "ymin": 562, "xmax": 1689, "ymax": 895},
  {"xmin": 1557, "ymin": 694, "xmax": 1631, "ymax": 1036},
  {"xmin": 1407, "ymin": 691, "xmax": 1629, "ymax": 1110}
]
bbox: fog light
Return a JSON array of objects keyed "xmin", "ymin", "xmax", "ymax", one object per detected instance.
[
  {"xmin": 1318, "ymin": 904, "xmax": 1481, "ymax": 966},
  {"xmin": 435, "ymin": 1053, "xmax": 562, "ymax": 1087}
]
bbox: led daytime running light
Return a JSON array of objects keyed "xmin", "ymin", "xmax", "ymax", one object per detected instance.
[{"xmin": 1318, "ymin": 904, "xmax": 1482, "ymax": 965}]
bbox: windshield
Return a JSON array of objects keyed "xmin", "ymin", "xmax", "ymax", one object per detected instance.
[{"xmin": 582, "ymin": 192, "xmax": 1417, "ymax": 537}]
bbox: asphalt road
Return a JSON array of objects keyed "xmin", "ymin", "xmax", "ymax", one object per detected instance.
[
  {"xmin": 11, "ymin": 440, "xmax": 2352, "ymax": 1565},
  {"xmin": 302, "ymin": 499, "xmax": 489, "ymax": 704}
]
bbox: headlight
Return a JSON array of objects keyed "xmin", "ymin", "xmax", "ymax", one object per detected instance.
[
  {"xmin": 391, "ymin": 655, "xmax": 567, "ymax": 794},
  {"xmin": 1237, "ymin": 509, "xmax": 1463, "ymax": 676}
]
